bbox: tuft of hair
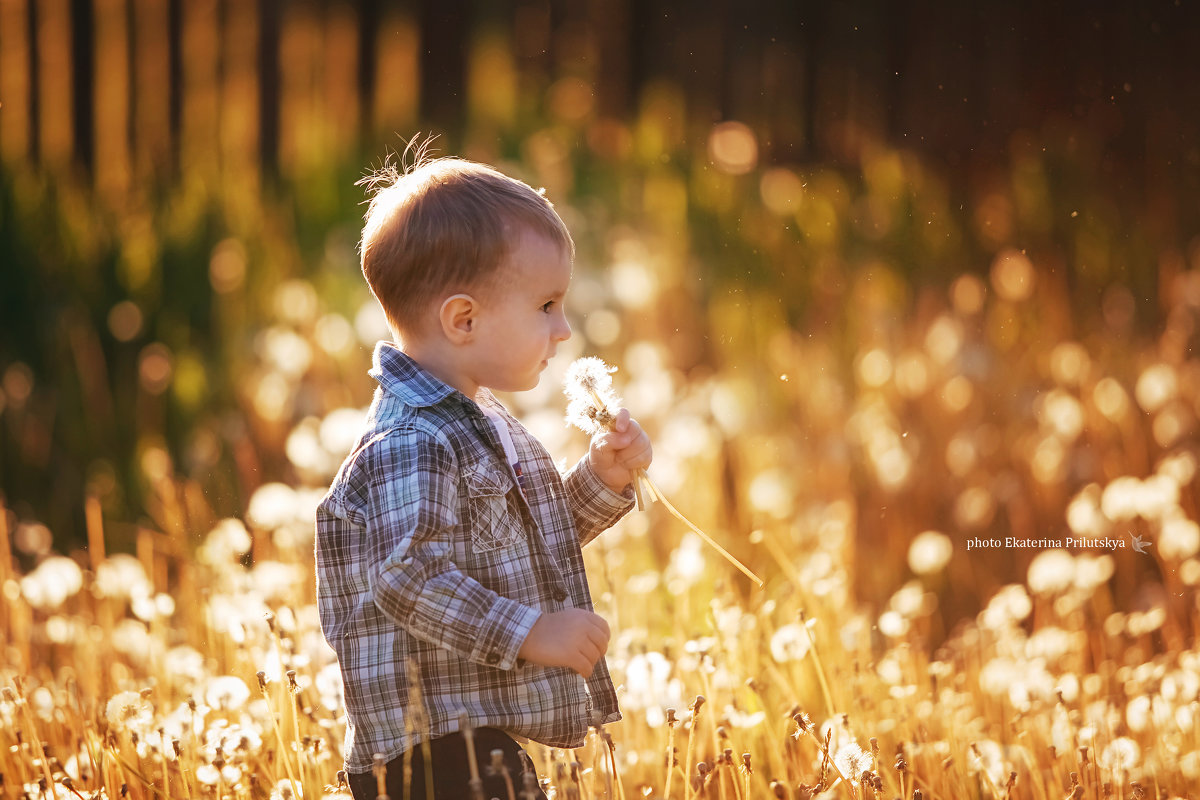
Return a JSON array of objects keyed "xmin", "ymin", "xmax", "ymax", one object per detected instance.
[
  {"xmin": 356, "ymin": 133, "xmax": 440, "ymax": 198},
  {"xmin": 356, "ymin": 136, "xmax": 574, "ymax": 341}
]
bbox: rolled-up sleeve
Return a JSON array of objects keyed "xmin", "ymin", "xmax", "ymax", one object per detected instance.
[
  {"xmin": 562, "ymin": 454, "xmax": 635, "ymax": 546},
  {"xmin": 366, "ymin": 426, "xmax": 541, "ymax": 670}
]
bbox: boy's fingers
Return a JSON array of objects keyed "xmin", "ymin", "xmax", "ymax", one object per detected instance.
[{"xmin": 613, "ymin": 408, "xmax": 631, "ymax": 432}]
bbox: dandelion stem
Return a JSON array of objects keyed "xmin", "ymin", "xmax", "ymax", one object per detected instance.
[
  {"xmin": 13, "ymin": 682, "xmax": 57, "ymax": 799},
  {"xmin": 798, "ymin": 611, "xmax": 836, "ymax": 717},
  {"xmin": 258, "ymin": 674, "xmax": 302, "ymax": 800},
  {"xmin": 641, "ymin": 473, "xmax": 764, "ymax": 587},
  {"xmin": 682, "ymin": 698, "xmax": 704, "ymax": 800},
  {"xmin": 665, "ymin": 711, "xmax": 677, "ymax": 800}
]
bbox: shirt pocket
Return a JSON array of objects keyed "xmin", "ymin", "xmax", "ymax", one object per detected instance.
[{"xmin": 463, "ymin": 462, "xmax": 523, "ymax": 553}]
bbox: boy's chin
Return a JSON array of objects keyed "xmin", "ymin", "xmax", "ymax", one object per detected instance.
[{"xmin": 487, "ymin": 374, "xmax": 541, "ymax": 393}]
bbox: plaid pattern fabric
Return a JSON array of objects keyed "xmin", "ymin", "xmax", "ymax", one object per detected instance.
[{"xmin": 316, "ymin": 342, "xmax": 631, "ymax": 773}]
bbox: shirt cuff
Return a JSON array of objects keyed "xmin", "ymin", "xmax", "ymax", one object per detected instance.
[
  {"xmin": 575, "ymin": 455, "xmax": 636, "ymax": 513},
  {"xmin": 471, "ymin": 596, "xmax": 542, "ymax": 671}
]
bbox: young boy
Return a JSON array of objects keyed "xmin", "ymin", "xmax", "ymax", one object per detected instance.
[{"xmin": 316, "ymin": 156, "xmax": 652, "ymax": 800}]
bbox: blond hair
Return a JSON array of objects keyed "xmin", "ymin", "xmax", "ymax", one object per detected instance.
[{"xmin": 358, "ymin": 156, "xmax": 574, "ymax": 338}]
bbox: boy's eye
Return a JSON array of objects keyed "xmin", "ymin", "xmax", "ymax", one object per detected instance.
[{"xmin": 541, "ymin": 301, "xmax": 555, "ymax": 312}]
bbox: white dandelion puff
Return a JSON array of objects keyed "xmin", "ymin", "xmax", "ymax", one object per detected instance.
[
  {"xmin": 19, "ymin": 556, "xmax": 83, "ymax": 610},
  {"xmin": 833, "ymin": 741, "xmax": 873, "ymax": 781},
  {"xmin": 1099, "ymin": 737, "xmax": 1140, "ymax": 771},
  {"xmin": 204, "ymin": 676, "xmax": 252, "ymax": 711},
  {"xmin": 95, "ymin": 554, "xmax": 152, "ymax": 600},
  {"xmin": 769, "ymin": 622, "xmax": 812, "ymax": 663},
  {"xmin": 563, "ymin": 355, "xmax": 764, "ymax": 586},
  {"xmin": 908, "ymin": 530, "xmax": 953, "ymax": 575},
  {"xmin": 564, "ymin": 356, "xmax": 621, "ymax": 435},
  {"xmin": 105, "ymin": 691, "xmax": 154, "ymax": 734}
]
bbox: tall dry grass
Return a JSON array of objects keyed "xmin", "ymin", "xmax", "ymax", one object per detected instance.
[{"xmin": 3, "ymin": 99, "xmax": 1200, "ymax": 798}]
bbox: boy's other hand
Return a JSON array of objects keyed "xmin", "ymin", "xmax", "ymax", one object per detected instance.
[
  {"xmin": 589, "ymin": 408, "xmax": 653, "ymax": 494},
  {"xmin": 517, "ymin": 609, "xmax": 611, "ymax": 678}
]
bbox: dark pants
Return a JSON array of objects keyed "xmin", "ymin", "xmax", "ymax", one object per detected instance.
[{"xmin": 348, "ymin": 728, "xmax": 547, "ymax": 800}]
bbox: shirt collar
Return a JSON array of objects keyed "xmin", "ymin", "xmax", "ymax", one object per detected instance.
[{"xmin": 369, "ymin": 340, "xmax": 468, "ymax": 410}]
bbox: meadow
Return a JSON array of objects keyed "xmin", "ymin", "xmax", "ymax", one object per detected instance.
[{"xmin": 4, "ymin": 89, "xmax": 1200, "ymax": 800}]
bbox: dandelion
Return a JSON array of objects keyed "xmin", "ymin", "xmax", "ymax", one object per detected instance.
[
  {"xmin": 1099, "ymin": 737, "xmax": 1140, "ymax": 772},
  {"xmin": 564, "ymin": 355, "xmax": 763, "ymax": 586},
  {"xmin": 19, "ymin": 556, "xmax": 83, "ymax": 610},
  {"xmin": 1160, "ymin": 516, "xmax": 1200, "ymax": 560},
  {"xmin": 979, "ymin": 584, "xmax": 1032, "ymax": 629},
  {"xmin": 200, "ymin": 518, "xmax": 253, "ymax": 565},
  {"xmin": 248, "ymin": 483, "xmax": 300, "ymax": 529},
  {"xmin": 1072, "ymin": 555, "xmax": 1114, "ymax": 592},
  {"xmin": 908, "ymin": 530, "xmax": 953, "ymax": 575},
  {"xmin": 769, "ymin": 623, "xmax": 812, "ymax": 663},
  {"xmin": 94, "ymin": 554, "xmax": 152, "ymax": 600},
  {"xmin": 564, "ymin": 356, "xmax": 621, "ymax": 436},
  {"xmin": 205, "ymin": 676, "xmax": 252, "ymax": 711},
  {"xmin": 1027, "ymin": 550, "xmax": 1075, "ymax": 595},
  {"xmin": 105, "ymin": 691, "xmax": 154, "ymax": 734},
  {"xmin": 833, "ymin": 741, "xmax": 873, "ymax": 782},
  {"xmin": 1135, "ymin": 364, "xmax": 1177, "ymax": 413}
]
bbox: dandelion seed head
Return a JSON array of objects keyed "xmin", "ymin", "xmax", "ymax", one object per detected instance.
[
  {"xmin": 1126, "ymin": 607, "xmax": 1166, "ymax": 636},
  {"xmin": 105, "ymin": 690, "xmax": 154, "ymax": 733},
  {"xmin": 889, "ymin": 580, "xmax": 929, "ymax": 617},
  {"xmin": 195, "ymin": 764, "xmax": 222, "ymax": 786},
  {"xmin": 315, "ymin": 662, "xmax": 345, "ymax": 713},
  {"xmin": 112, "ymin": 618, "xmax": 153, "ymax": 656},
  {"xmin": 954, "ymin": 486, "xmax": 996, "ymax": 530},
  {"xmin": 979, "ymin": 585, "xmax": 1032, "ymax": 629},
  {"xmin": 1135, "ymin": 364, "xmax": 1177, "ymax": 413},
  {"xmin": 1025, "ymin": 627, "xmax": 1080, "ymax": 662},
  {"xmin": 1050, "ymin": 342, "xmax": 1091, "ymax": 386},
  {"xmin": 666, "ymin": 537, "xmax": 706, "ymax": 588},
  {"xmin": 248, "ymin": 482, "xmax": 300, "ymax": 529},
  {"xmin": 1157, "ymin": 451, "xmax": 1197, "ymax": 486},
  {"xmin": 564, "ymin": 357, "xmax": 621, "ymax": 434},
  {"xmin": 1182, "ymin": 750, "xmax": 1200, "ymax": 780},
  {"xmin": 1093, "ymin": 376, "xmax": 1130, "ymax": 421},
  {"xmin": 1067, "ymin": 485, "xmax": 1110, "ymax": 538},
  {"xmin": 270, "ymin": 778, "xmax": 303, "ymax": 800},
  {"xmin": 878, "ymin": 610, "xmax": 909, "ymax": 637},
  {"xmin": 1161, "ymin": 669, "xmax": 1200, "ymax": 704},
  {"xmin": 19, "ymin": 555, "xmax": 83, "ymax": 610},
  {"xmin": 95, "ymin": 553, "xmax": 152, "ymax": 600},
  {"xmin": 769, "ymin": 623, "xmax": 812, "ymax": 663},
  {"xmin": 320, "ymin": 407, "xmax": 368, "ymax": 456},
  {"xmin": 564, "ymin": 356, "xmax": 617, "ymax": 400},
  {"xmin": 1073, "ymin": 554, "xmax": 1114, "ymax": 592},
  {"xmin": 1027, "ymin": 549, "xmax": 1075, "ymax": 595},
  {"xmin": 908, "ymin": 530, "xmax": 953, "ymax": 575},
  {"xmin": 1160, "ymin": 516, "xmax": 1200, "ymax": 560},
  {"xmin": 748, "ymin": 469, "xmax": 794, "ymax": 518},
  {"xmin": 205, "ymin": 676, "xmax": 251, "ymax": 711},
  {"xmin": 200, "ymin": 518, "xmax": 253, "ymax": 566},
  {"xmin": 132, "ymin": 592, "xmax": 176, "ymax": 622},
  {"xmin": 967, "ymin": 739, "xmax": 1009, "ymax": 786},
  {"xmin": 1126, "ymin": 695, "xmax": 1153, "ymax": 732},
  {"xmin": 1039, "ymin": 389, "xmax": 1084, "ymax": 441},
  {"xmin": 925, "ymin": 315, "xmax": 964, "ymax": 365},
  {"xmin": 833, "ymin": 742, "xmax": 873, "ymax": 780}
]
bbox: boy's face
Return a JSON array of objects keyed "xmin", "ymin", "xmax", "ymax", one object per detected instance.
[{"xmin": 466, "ymin": 227, "xmax": 573, "ymax": 393}]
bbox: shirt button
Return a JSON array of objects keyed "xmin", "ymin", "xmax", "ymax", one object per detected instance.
[
  {"xmin": 553, "ymin": 588, "xmax": 567, "ymax": 602},
  {"xmin": 486, "ymin": 652, "xmax": 500, "ymax": 665}
]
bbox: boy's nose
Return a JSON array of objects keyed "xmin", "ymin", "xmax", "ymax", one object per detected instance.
[{"xmin": 555, "ymin": 310, "xmax": 572, "ymax": 342}]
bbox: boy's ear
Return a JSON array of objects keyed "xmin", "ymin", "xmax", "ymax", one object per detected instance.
[{"xmin": 438, "ymin": 293, "xmax": 478, "ymax": 344}]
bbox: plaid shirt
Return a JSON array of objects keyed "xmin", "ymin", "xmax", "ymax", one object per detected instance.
[{"xmin": 316, "ymin": 342, "xmax": 631, "ymax": 773}]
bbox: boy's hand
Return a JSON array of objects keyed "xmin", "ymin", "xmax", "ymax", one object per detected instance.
[
  {"xmin": 589, "ymin": 408, "xmax": 653, "ymax": 494},
  {"xmin": 517, "ymin": 609, "xmax": 611, "ymax": 678}
]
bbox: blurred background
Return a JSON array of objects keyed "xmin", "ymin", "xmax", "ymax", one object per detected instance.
[{"xmin": 3, "ymin": 0, "xmax": 1200, "ymax": 631}]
